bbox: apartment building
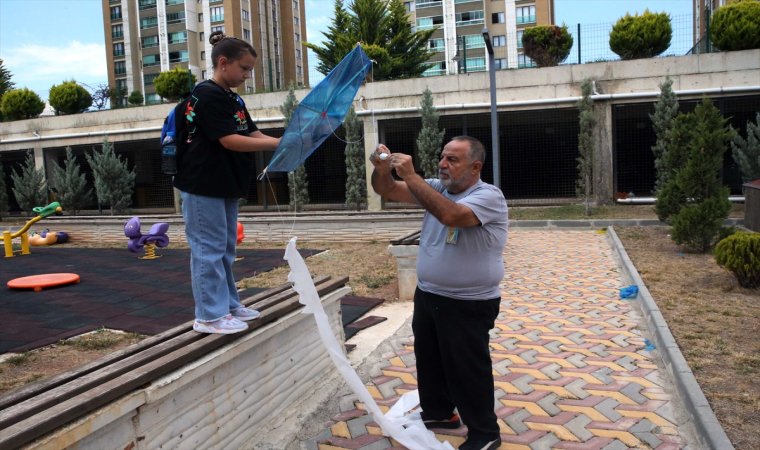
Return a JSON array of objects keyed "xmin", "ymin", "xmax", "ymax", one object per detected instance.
[
  {"xmin": 404, "ymin": 0, "xmax": 554, "ymax": 74},
  {"xmin": 693, "ymin": 0, "xmax": 727, "ymax": 47},
  {"xmin": 102, "ymin": 0, "xmax": 309, "ymax": 103}
]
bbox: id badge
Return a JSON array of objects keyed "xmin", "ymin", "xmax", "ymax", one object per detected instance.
[{"xmin": 446, "ymin": 227, "xmax": 459, "ymax": 245}]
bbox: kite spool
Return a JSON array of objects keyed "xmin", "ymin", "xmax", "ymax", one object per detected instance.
[{"xmin": 379, "ymin": 153, "xmax": 388, "ymax": 160}]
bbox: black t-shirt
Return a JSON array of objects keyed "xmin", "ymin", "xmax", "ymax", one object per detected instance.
[{"xmin": 173, "ymin": 81, "xmax": 259, "ymax": 198}]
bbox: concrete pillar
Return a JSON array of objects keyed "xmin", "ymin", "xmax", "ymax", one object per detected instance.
[
  {"xmin": 363, "ymin": 115, "xmax": 382, "ymax": 211},
  {"xmin": 388, "ymin": 244, "xmax": 418, "ymax": 301},
  {"xmin": 593, "ymin": 101, "xmax": 614, "ymax": 205}
]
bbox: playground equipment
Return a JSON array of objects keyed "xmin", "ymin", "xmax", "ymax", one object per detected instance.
[
  {"xmin": 125, "ymin": 217, "xmax": 170, "ymax": 259},
  {"xmin": 7, "ymin": 273, "xmax": 80, "ymax": 291},
  {"xmin": 3, "ymin": 202, "xmax": 63, "ymax": 258},
  {"xmin": 29, "ymin": 229, "xmax": 69, "ymax": 246}
]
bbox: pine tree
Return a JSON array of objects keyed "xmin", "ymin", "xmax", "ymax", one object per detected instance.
[
  {"xmin": 10, "ymin": 151, "xmax": 48, "ymax": 216},
  {"xmin": 51, "ymin": 147, "xmax": 93, "ymax": 215},
  {"xmin": 0, "ymin": 58, "xmax": 15, "ymax": 122},
  {"xmin": 344, "ymin": 105, "xmax": 366, "ymax": 210},
  {"xmin": 85, "ymin": 138, "xmax": 136, "ymax": 215},
  {"xmin": 731, "ymin": 112, "xmax": 760, "ymax": 184},
  {"xmin": 280, "ymin": 84, "xmax": 310, "ymax": 211},
  {"xmin": 417, "ymin": 87, "xmax": 445, "ymax": 179},
  {"xmin": 576, "ymin": 79, "xmax": 596, "ymax": 217},
  {"xmin": 304, "ymin": 0, "xmax": 354, "ymax": 76},
  {"xmin": 0, "ymin": 169, "xmax": 10, "ymax": 221},
  {"xmin": 649, "ymin": 77, "xmax": 678, "ymax": 194}
]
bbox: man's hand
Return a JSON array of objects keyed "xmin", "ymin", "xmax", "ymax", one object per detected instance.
[
  {"xmin": 389, "ymin": 153, "xmax": 416, "ymax": 179},
  {"xmin": 369, "ymin": 144, "xmax": 392, "ymax": 171}
]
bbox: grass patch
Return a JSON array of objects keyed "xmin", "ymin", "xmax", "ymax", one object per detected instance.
[
  {"xmin": 60, "ymin": 329, "xmax": 142, "ymax": 351},
  {"xmin": 507, "ymin": 203, "xmax": 743, "ymax": 221},
  {"xmin": 358, "ymin": 274, "xmax": 394, "ymax": 289},
  {"xmin": 3, "ymin": 353, "xmax": 33, "ymax": 366}
]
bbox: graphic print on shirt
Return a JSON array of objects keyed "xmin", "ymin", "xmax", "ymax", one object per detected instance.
[
  {"xmin": 184, "ymin": 96, "xmax": 199, "ymax": 144},
  {"xmin": 234, "ymin": 110, "xmax": 248, "ymax": 131}
]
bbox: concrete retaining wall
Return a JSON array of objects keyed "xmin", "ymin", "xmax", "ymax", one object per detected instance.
[{"xmin": 23, "ymin": 287, "xmax": 350, "ymax": 450}]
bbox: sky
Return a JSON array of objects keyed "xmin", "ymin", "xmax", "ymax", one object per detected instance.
[{"xmin": 0, "ymin": 0, "xmax": 693, "ymax": 101}]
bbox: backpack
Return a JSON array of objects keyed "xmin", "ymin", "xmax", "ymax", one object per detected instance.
[{"xmin": 160, "ymin": 81, "xmax": 246, "ymax": 171}]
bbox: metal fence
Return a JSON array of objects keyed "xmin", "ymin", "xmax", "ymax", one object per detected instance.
[{"xmin": 306, "ymin": 14, "xmax": 708, "ymax": 86}]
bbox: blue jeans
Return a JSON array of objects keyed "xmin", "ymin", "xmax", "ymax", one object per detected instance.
[{"xmin": 180, "ymin": 190, "xmax": 242, "ymax": 321}]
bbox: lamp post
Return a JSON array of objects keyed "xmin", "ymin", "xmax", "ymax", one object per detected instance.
[{"xmin": 482, "ymin": 28, "xmax": 501, "ymax": 190}]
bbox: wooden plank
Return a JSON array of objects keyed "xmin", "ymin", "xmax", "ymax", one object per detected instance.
[
  {"xmin": 390, "ymin": 229, "xmax": 421, "ymax": 245},
  {"xmin": 0, "ymin": 282, "xmax": 296, "ymax": 412},
  {"xmin": 0, "ymin": 277, "xmax": 348, "ymax": 450}
]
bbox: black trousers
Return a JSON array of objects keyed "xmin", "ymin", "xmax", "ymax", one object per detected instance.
[{"xmin": 412, "ymin": 287, "xmax": 501, "ymax": 441}]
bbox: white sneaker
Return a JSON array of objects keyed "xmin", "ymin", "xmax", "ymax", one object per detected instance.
[
  {"xmin": 193, "ymin": 315, "xmax": 248, "ymax": 334},
  {"xmin": 231, "ymin": 307, "xmax": 261, "ymax": 322}
]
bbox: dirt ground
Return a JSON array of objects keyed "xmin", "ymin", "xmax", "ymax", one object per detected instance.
[
  {"xmin": 0, "ymin": 329, "xmax": 144, "ymax": 397},
  {"xmin": 616, "ymin": 226, "xmax": 760, "ymax": 450}
]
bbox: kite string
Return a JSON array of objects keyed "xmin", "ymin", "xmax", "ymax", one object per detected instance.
[{"xmin": 263, "ymin": 171, "xmax": 297, "ymax": 241}]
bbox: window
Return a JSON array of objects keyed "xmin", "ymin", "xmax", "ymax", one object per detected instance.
[
  {"xmin": 295, "ymin": 48, "xmax": 301, "ymax": 58},
  {"xmin": 139, "ymin": 0, "xmax": 156, "ymax": 8},
  {"xmin": 404, "ymin": 1, "xmax": 415, "ymax": 11},
  {"xmin": 166, "ymin": 0, "xmax": 184, "ymax": 5},
  {"xmin": 415, "ymin": 0, "xmax": 441, "ymax": 8},
  {"xmin": 518, "ymin": 54, "xmax": 535, "ymax": 67},
  {"xmin": 293, "ymin": 0, "xmax": 298, "ymax": 9},
  {"xmin": 142, "ymin": 35, "xmax": 159, "ymax": 48},
  {"xmin": 493, "ymin": 35, "xmax": 505, "ymax": 47},
  {"xmin": 464, "ymin": 34, "xmax": 484, "ymax": 49},
  {"xmin": 243, "ymin": 28, "xmax": 251, "ymax": 39},
  {"xmin": 143, "ymin": 54, "xmax": 161, "ymax": 67},
  {"xmin": 116, "ymin": 78, "xmax": 128, "ymax": 91},
  {"xmin": 272, "ymin": 10, "xmax": 277, "ymax": 20},
  {"xmin": 295, "ymin": 32, "xmax": 300, "ymax": 42},
  {"xmin": 201, "ymin": 70, "xmax": 207, "ymax": 79},
  {"xmin": 144, "ymin": 73, "xmax": 159, "ymax": 85},
  {"xmin": 169, "ymin": 50, "xmax": 189, "ymax": 62},
  {"xmin": 242, "ymin": 10, "xmax": 249, "ymax": 20},
  {"xmin": 294, "ymin": 17, "xmax": 299, "ymax": 26},
  {"xmin": 246, "ymin": 85, "xmax": 254, "ymax": 93},
  {"xmin": 211, "ymin": 25, "xmax": 225, "ymax": 33},
  {"xmin": 296, "ymin": 65, "xmax": 302, "ymax": 74},
  {"xmin": 454, "ymin": 0, "xmax": 478, "ymax": 3},
  {"xmin": 516, "ymin": 5, "xmax": 536, "ymax": 24},
  {"xmin": 110, "ymin": 5, "xmax": 122, "ymax": 20},
  {"xmin": 114, "ymin": 61, "xmax": 126, "ymax": 75},
  {"xmin": 113, "ymin": 42, "xmax": 124, "ymax": 56},
  {"xmin": 491, "ymin": 12, "xmax": 504, "ymax": 24},
  {"xmin": 198, "ymin": 13, "xmax": 203, "ymax": 22},
  {"xmin": 200, "ymin": 32, "xmax": 205, "ymax": 42},
  {"xmin": 465, "ymin": 57, "xmax": 486, "ymax": 71},
  {"xmin": 274, "ymin": 42, "xmax": 279, "ymax": 54},
  {"xmin": 210, "ymin": 6, "xmax": 224, "ymax": 22},
  {"xmin": 112, "ymin": 24, "xmax": 124, "ymax": 38},
  {"xmin": 167, "ymin": 11, "xmax": 186, "ymax": 23},
  {"xmin": 428, "ymin": 38, "xmax": 444, "ymax": 51},
  {"xmin": 455, "ymin": 11, "xmax": 484, "ymax": 26},
  {"xmin": 423, "ymin": 61, "xmax": 446, "ymax": 76},
  {"xmin": 517, "ymin": 30, "xmax": 524, "ymax": 47},
  {"xmin": 141, "ymin": 16, "xmax": 158, "ymax": 29},
  {"xmin": 169, "ymin": 31, "xmax": 188, "ymax": 44},
  {"xmin": 201, "ymin": 51, "xmax": 206, "ymax": 60},
  {"xmin": 416, "ymin": 15, "xmax": 443, "ymax": 31},
  {"xmin": 145, "ymin": 93, "xmax": 162, "ymax": 104},
  {"xmin": 494, "ymin": 58, "xmax": 507, "ymax": 69},
  {"xmin": 273, "ymin": 26, "xmax": 278, "ymax": 36}
]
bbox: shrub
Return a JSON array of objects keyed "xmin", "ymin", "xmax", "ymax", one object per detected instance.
[
  {"xmin": 1, "ymin": 88, "xmax": 45, "ymax": 121},
  {"xmin": 711, "ymin": 1, "xmax": 760, "ymax": 51},
  {"xmin": 128, "ymin": 90, "xmax": 144, "ymax": 106},
  {"xmin": 671, "ymin": 195, "xmax": 731, "ymax": 252},
  {"xmin": 715, "ymin": 232, "xmax": 760, "ymax": 288},
  {"xmin": 731, "ymin": 112, "xmax": 760, "ymax": 184},
  {"xmin": 153, "ymin": 66, "xmax": 197, "ymax": 102},
  {"xmin": 522, "ymin": 24, "xmax": 574, "ymax": 67},
  {"xmin": 48, "ymin": 80, "xmax": 92, "ymax": 115},
  {"xmin": 609, "ymin": 10, "xmax": 672, "ymax": 60}
]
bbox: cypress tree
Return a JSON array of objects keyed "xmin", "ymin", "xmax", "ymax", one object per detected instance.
[
  {"xmin": 51, "ymin": 147, "xmax": 93, "ymax": 215},
  {"xmin": 10, "ymin": 151, "xmax": 48, "ymax": 216},
  {"xmin": 280, "ymin": 84, "xmax": 310, "ymax": 211},
  {"xmin": 85, "ymin": 138, "xmax": 136, "ymax": 215},
  {"xmin": 649, "ymin": 77, "xmax": 678, "ymax": 194},
  {"xmin": 416, "ymin": 87, "xmax": 445, "ymax": 179},
  {"xmin": 731, "ymin": 112, "xmax": 760, "ymax": 184},
  {"xmin": 344, "ymin": 105, "xmax": 366, "ymax": 210},
  {"xmin": 576, "ymin": 79, "xmax": 596, "ymax": 217}
]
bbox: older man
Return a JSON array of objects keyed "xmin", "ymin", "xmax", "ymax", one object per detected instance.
[{"xmin": 370, "ymin": 136, "xmax": 508, "ymax": 450}]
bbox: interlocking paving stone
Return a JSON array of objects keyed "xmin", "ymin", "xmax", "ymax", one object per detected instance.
[{"xmin": 312, "ymin": 231, "xmax": 690, "ymax": 449}]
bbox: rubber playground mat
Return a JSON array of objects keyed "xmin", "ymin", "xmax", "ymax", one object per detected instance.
[{"xmin": 0, "ymin": 247, "xmax": 322, "ymax": 354}]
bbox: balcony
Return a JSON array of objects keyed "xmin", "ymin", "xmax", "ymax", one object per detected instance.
[
  {"xmin": 141, "ymin": 20, "xmax": 158, "ymax": 29},
  {"xmin": 115, "ymin": 67, "xmax": 126, "ymax": 75},
  {"xmin": 167, "ymin": 13, "xmax": 186, "ymax": 24},
  {"xmin": 415, "ymin": 0, "xmax": 442, "ymax": 8},
  {"xmin": 112, "ymin": 30, "xmax": 124, "ymax": 39},
  {"xmin": 113, "ymin": 49, "xmax": 124, "ymax": 57},
  {"xmin": 139, "ymin": 0, "xmax": 156, "ymax": 9},
  {"xmin": 516, "ymin": 15, "xmax": 536, "ymax": 24},
  {"xmin": 166, "ymin": 0, "xmax": 184, "ymax": 4},
  {"xmin": 456, "ymin": 18, "xmax": 484, "ymax": 26},
  {"xmin": 111, "ymin": 12, "xmax": 122, "ymax": 20},
  {"xmin": 423, "ymin": 68, "xmax": 446, "ymax": 76},
  {"xmin": 454, "ymin": 0, "xmax": 479, "ymax": 3},
  {"xmin": 211, "ymin": 14, "xmax": 224, "ymax": 22}
]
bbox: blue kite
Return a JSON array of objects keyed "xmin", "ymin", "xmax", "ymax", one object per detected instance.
[{"xmin": 264, "ymin": 45, "xmax": 373, "ymax": 173}]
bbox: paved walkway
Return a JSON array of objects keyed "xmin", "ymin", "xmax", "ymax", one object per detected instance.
[{"xmin": 312, "ymin": 231, "xmax": 691, "ymax": 450}]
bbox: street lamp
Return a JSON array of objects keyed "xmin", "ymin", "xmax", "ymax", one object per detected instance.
[{"xmin": 482, "ymin": 28, "xmax": 501, "ymax": 190}]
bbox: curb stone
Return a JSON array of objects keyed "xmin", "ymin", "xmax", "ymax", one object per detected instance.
[
  {"xmin": 506, "ymin": 218, "xmax": 743, "ymax": 229},
  {"xmin": 606, "ymin": 226, "xmax": 734, "ymax": 450}
]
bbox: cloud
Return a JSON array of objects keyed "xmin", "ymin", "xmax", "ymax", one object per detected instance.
[
  {"xmin": 3, "ymin": 40, "xmax": 107, "ymax": 96},
  {"xmin": 306, "ymin": 15, "xmax": 332, "ymax": 44}
]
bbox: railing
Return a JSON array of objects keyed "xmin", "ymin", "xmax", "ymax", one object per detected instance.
[
  {"xmin": 141, "ymin": 20, "xmax": 158, "ymax": 29},
  {"xmin": 516, "ymin": 15, "xmax": 536, "ymax": 24},
  {"xmin": 423, "ymin": 68, "xmax": 447, "ymax": 76},
  {"xmin": 143, "ymin": 60, "xmax": 161, "ymax": 67},
  {"xmin": 113, "ymin": 49, "xmax": 124, "ymax": 56},
  {"xmin": 112, "ymin": 30, "xmax": 124, "ymax": 39},
  {"xmin": 454, "ymin": 0, "xmax": 479, "ymax": 4},
  {"xmin": 110, "ymin": 13, "xmax": 122, "ymax": 20},
  {"xmin": 211, "ymin": 14, "xmax": 224, "ymax": 22},
  {"xmin": 139, "ymin": 0, "xmax": 156, "ymax": 9},
  {"xmin": 115, "ymin": 67, "xmax": 126, "ymax": 75},
  {"xmin": 456, "ymin": 18, "xmax": 484, "ymax": 27},
  {"xmin": 166, "ymin": 0, "xmax": 184, "ymax": 4},
  {"xmin": 416, "ymin": 0, "xmax": 442, "ymax": 7},
  {"xmin": 142, "ymin": 40, "xmax": 159, "ymax": 48},
  {"xmin": 169, "ymin": 37, "xmax": 188, "ymax": 44}
]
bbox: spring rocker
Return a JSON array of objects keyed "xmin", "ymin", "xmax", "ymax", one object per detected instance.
[
  {"xmin": 29, "ymin": 229, "xmax": 69, "ymax": 246},
  {"xmin": 3, "ymin": 202, "xmax": 63, "ymax": 258},
  {"xmin": 125, "ymin": 217, "xmax": 170, "ymax": 260}
]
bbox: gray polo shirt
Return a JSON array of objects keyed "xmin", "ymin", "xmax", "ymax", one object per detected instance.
[{"xmin": 415, "ymin": 178, "xmax": 508, "ymax": 300}]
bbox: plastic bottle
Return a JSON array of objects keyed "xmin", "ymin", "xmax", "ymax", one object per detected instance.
[{"xmin": 162, "ymin": 132, "xmax": 177, "ymax": 175}]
